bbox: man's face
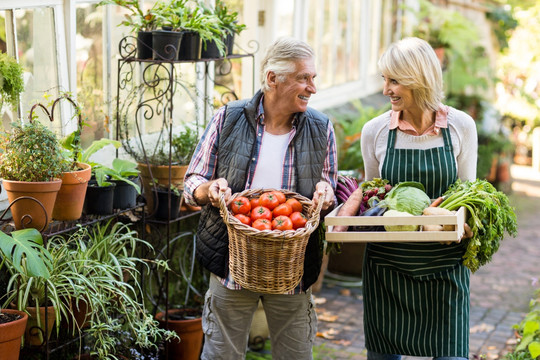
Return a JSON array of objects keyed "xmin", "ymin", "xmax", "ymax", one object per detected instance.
[{"xmin": 274, "ymin": 58, "xmax": 317, "ymax": 114}]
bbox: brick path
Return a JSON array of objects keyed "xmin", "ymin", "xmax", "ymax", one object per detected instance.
[{"xmin": 311, "ymin": 165, "xmax": 540, "ymax": 360}]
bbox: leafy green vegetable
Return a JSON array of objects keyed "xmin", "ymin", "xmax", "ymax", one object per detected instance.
[
  {"xmin": 383, "ymin": 210, "xmax": 419, "ymax": 231},
  {"xmin": 440, "ymin": 179, "xmax": 517, "ymax": 273},
  {"xmin": 378, "ymin": 181, "xmax": 431, "ymax": 216}
]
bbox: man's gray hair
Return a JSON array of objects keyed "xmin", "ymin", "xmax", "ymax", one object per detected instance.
[{"xmin": 260, "ymin": 37, "xmax": 314, "ymax": 92}]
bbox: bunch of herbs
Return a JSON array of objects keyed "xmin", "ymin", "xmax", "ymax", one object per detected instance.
[{"xmin": 440, "ymin": 178, "xmax": 518, "ymax": 272}]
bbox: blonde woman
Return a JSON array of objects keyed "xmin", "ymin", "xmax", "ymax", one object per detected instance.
[{"xmin": 360, "ymin": 37, "xmax": 477, "ymax": 360}]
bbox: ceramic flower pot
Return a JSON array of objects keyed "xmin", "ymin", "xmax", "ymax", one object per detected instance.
[
  {"xmin": 3, "ymin": 179, "xmax": 62, "ymax": 230},
  {"xmin": 25, "ymin": 305, "xmax": 56, "ymax": 347},
  {"xmin": 0, "ymin": 309, "xmax": 28, "ymax": 360},
  {"xmin": 52, "ymin": 162, "xmax": 92, "ymax": 221},
  {"xmin": 137, "ymin": 163, "xmax": 187, "ymax": 214},
  {"xmin": 156, "ymin": 309, "xmax": 203, "ymax": 360}
]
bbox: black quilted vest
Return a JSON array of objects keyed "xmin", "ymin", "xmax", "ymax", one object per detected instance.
[{"xmin": 195, "ymin": 90, "xmax": 329, "ymax": 290}]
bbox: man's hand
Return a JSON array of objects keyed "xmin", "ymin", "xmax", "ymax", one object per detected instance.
[
  {"xmin": 312, "ymin": 181, "xmax": 335, "ymax": 211},
  {"xmin": 194, "ymin": 178, "xmax": 232, "ymax": 207}
]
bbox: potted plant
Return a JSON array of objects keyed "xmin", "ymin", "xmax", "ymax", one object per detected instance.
[
  {"xmin": 0, "ymin": 227, "xmax": 74, "ymax": 347},
  {"xmin": 47, "ymin": 220, "xmax": 179, "ymax": 358},
  {"xmin": 131, "ymin": 125, "xmax": 199, "ymax": 215},
  {"xmin": 0, "ymin": 52, "xmax": 25, "ymax": 112},
  {"xmin": 27, "ymin": 94, "xmax": 95, "ymax": 222},
  {"xmin": 152, "ymin": 180, "xmax": 183, "ymax": 220},
  {"xmin": 97, "ymin": 0, "xmax": 160, "ymax": 60},
  {"xmin": 199, "ymin": 0, "xmax": 245, "ymax": 58},
  {"xmin": 0, "ymin": 309, "xmax": 28, "ymax": 360},
  {"xmin": 0, "ymin": 228, "xmax": 44, "ymax": 357},
  {"xmin": 410, "ymin": 0, "xmax": 474, "ymax": 65},
  {"xmin": 0, "ymin": 120, "xmax": 65, "ymax": 230}
]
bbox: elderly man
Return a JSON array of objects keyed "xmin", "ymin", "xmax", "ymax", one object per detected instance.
[{"xmin": 183, "ymin": 37, "xmax": 337, "ymax": 360}]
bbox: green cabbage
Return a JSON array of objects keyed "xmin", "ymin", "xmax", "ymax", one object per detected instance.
[
  {"xmin": 378, "ymin": 181, "xmax": 431, "ymax": 215},
  {"xmin": 383, "ymin": 210, "xmax": 419, "ymax": 231}
]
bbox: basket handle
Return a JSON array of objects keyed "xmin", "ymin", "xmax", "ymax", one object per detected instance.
[
  {"xmin": 310, "ymin": 187, "xmax": 326, "ymax": 220},
  {"xmin": 219, "ymin": 191, "xmax": 231, "ymax": 224}
]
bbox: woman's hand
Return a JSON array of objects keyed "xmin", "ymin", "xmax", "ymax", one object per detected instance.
[
  {"xmin": 441, "ymin": 223, "xmax": 472, "ymax": 245},
  {"xmin": 312, "ymin": 181, "xmax": 335, "ymax": 211}
]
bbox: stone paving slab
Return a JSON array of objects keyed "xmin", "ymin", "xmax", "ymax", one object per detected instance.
[{"xmin": 310, "ymin": 165, "xmax": 540, "ymax": 360}]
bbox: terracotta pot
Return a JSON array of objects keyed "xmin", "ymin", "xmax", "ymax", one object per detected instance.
[
  {"xmin": 156, "ymin": 309, "xmax": 203, "ymax": 360},
  {"xmin": 52, "ymin": 162, "xmax": 92, "ymax": 221},
  {"xmin": 137, "ymin": 163, "xmax": 188, "ymax": 214},
  {"xmin": 3, "ymin": 179, "xmax": 62, "ymax": 230},
  {"xmin": 25, "ymin": 305, "xmax": 56, "ymax": 347},
  {"xmin": 0, "ymin": 309, "xmax": 28, "ymax": 360},
  {"xmin": 61, "ymin": 297, "xmax": 91, "ymax": 331}
]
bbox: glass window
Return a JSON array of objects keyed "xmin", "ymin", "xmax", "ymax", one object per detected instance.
[
  {"xmin": 306, "ymin": 0, "xmax": 363, "ymax": 90},
  {"xmin": 0, "ymin": 8, "xmax": 61, "ymax": 131}
]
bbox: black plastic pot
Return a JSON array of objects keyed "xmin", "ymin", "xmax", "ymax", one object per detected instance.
[
  {"xmin": 178, "ymin": 31, "xmax": 201, "ymax": 61},
  {"xmin": 83, "ymin": 181, "xmax": 116, "ymax": 215},
  {"xmin": 152, "ymin": 28, "xmax": 183, "ymax": 61},
  {"xmin": 112, "ymin": 177, "xmax": 140, "ymax": 210},
  {"xmin": 154, "ymin": 189, "xmax": 182, "ymax": 220},
  {"xmin": 201, "ymin": 39, "xmax": 223, "ymax": 59},
  {"xmin": 225, "ymin": 32, "xmax": 235, "ymax": 55},
  {"xmin": 137, "ymin": 31, "xmax": 153, "ymax": 60}
]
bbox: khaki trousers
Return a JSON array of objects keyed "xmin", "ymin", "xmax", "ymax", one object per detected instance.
[{"xmin": 200, "ymin": 274, "xmax": 317, "ymax": 360}]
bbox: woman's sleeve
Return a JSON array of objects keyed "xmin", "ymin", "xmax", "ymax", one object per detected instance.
[
  {"xmin": 456, "ymin": 113, "xmax": 478, "ymax": 181},
  {"xmin": 361, "ymin": 120, "xmax": 381, "ymax": 181}
]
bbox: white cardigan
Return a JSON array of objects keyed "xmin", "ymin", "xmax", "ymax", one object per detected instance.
[{"xmin": 360, "ymin": 107, "xmax": 478, "ymax": 182}]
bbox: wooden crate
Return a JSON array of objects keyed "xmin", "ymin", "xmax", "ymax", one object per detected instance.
[{"xmin": 325, "ymin": 205, "xmax": 467, "ymax": 243}]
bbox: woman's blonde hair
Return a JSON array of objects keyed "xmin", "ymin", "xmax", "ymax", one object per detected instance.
[
  {"xmin": 378, "ymin": 37, "xmax": 443, "ymax": 112},
  {"xmin": 260, "ymin": 37, "xmax": 314, "ymax": 92}
]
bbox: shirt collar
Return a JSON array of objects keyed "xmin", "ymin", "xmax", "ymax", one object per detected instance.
[{"xmin": 389, "ymin": 104, "xmax": 449, "ymax": 135}]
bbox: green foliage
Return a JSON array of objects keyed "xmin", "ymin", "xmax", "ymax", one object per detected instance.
[
  {"xmin": 0, "ymin": 228, "xmax": 52, "ymax": 278},
  {"xmin": 328, "ymin": 100, "xmax": 389, "ymax": 172},
  {"xmin": 506, "ymin": 289, "xmax": 540, "ymax": 360},
  {"xmin": 440, "ymin": 179, "xmax": 518, "ymax": 273},
  {"xmin": 0, "ymin": 121, "xmax": 64, "ymax": 182},
  {"xmin": 486, "ymin": 4, "xmax": 518, "ymax": 50},
  {"xmin": 0, "ymin": 52, "xmax": 24, "ymax": 111},
  {"xmin": 97, "ymin": 0, "xmax": 159, "ymax": 32},
  {"xmin": 410, "ymin": 0, "xmax": 475, "ymax": 53},
  {"xmin": 477, "ymin": 130, "xmax": 513, "ymax": 179}
]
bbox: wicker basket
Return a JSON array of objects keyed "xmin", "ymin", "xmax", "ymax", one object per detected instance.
[{"xmin": 219, "ymin": 188, "xmax": 324, "ymax": 294}]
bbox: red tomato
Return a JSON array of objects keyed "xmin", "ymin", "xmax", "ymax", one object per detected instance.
[
  {"xmin": 234, "ymin": 214, "xmax": 251, "ymax": 226},
  {"xmin": 252, "ymin": 218, "xmax": 272, "ymax": 231},
  {"xmin": 272, "ymin": 191, "xmax": 286, "ymax": 204},
  {"xmin": 273, "ymin": 203, "xmax": 292, "ymax": 218},
  {"xmin": 250, "ymin": 197, "xmax": 260, "ymax": 209},
  {"xmin": 250, "ymin": 206, "xmax": 272, "ymax": 222},
  {"xmin": 272, "ymin": 215, "xmax": 294, "ymax": 231},
  {"xmin": 290, "ymin": 211, "xmax": 308, "ymax": 229},
  {"xmin": 259, "ymin": 192, "xmax": 280, "ymax": 210},
  {"xmin": 285, "ymin": 198, "xmax": 303, "ymax": 213},
  {"xmin": 230, "ymin": 196, "xmax": 251, "ymax": 215}
]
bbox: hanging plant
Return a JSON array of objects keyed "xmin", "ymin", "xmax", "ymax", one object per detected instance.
[{"xmin": 0, "ymin": 52, "xmax": 24, "ymax": 111}]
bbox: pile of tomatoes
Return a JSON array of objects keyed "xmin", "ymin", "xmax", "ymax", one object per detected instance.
[{"xmin": 229, "ymin": 190, "xmax": 309, "ymax": 231}]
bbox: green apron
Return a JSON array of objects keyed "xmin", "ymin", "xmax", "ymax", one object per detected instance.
[{"xmin": 363, "ymin": 128, "xmax": 470, "ymax": 357}]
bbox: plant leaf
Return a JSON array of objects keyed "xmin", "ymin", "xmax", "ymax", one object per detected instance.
[
  {"xmin": 529, "ymin": 342, "xmax": 540, "ymax": 359},
  {"xmin": 0, "ymin": 229, "xmax": 52, "ymax": 278}
]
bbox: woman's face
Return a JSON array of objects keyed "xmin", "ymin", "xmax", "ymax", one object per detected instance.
[{"xmin": 381, "ymin": 75, "xmax": 416, "ymax": 113}]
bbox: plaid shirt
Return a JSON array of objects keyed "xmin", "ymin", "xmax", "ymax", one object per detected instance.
[{"xmin": 184, "ymin": 95, "xmax": 338, "ymax": 293}]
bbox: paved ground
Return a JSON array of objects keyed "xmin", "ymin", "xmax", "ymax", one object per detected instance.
[{"xmin": 310, "ymin": 164, "xmax": 540, "ymax": 360}]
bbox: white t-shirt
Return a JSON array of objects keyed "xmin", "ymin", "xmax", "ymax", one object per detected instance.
[{"xmin": 251, "ymin": 131, "xmax": 291, "ymax": 189}]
